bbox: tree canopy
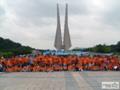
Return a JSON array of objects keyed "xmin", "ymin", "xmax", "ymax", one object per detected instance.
[
  {"xmin": 72, "ymin": 41, "xmax": 120, "ymax": 54},
  {"xmin": 0, "ymin": 37, "xmax": 33, "ymax": 57}
]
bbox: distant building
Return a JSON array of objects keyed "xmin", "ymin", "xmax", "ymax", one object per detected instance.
[{"xmin": 32, "ymin": 50, "xmax": 41, "ymax": 55}]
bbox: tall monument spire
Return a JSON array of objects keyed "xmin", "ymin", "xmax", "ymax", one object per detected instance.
[
  {"xmin": 54, "ymin": 4, "xmax": 72, "ymax": 50},
  {"xmin": 63, "ymin": 4, "xmax": 71, "ymax": 50},
  {"xmin": 54, "ymin": 4, "xmax": 62, "ymax": 50}
]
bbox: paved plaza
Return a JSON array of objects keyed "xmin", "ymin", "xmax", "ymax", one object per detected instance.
[{"xmin": 0, "ymin": 72, "xmax": 120, "ymax": 90}]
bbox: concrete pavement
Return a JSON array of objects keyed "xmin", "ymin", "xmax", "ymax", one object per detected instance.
[{"xmin": 0, "ymin": 72, "xmax": 120, "ymax": 90}]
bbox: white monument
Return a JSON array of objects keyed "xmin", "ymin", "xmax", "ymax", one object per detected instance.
[{"xmin": 54, "ymin": 4, "xmax": 72, "ymax": 50}]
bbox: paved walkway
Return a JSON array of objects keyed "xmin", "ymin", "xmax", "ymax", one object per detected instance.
[{"xmin": 0, "ymin": 72, "xmax": 120, "ymax": 90}]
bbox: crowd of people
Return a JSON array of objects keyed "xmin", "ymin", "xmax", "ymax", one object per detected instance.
[{"xmin": 0, "ymin": 55, "xmax": 120, "ymax": 72}]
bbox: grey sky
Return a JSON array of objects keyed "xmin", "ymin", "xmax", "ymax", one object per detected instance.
[{"xmin": 0, "ymin": 0, "xmax": 120, "ymax": 49}]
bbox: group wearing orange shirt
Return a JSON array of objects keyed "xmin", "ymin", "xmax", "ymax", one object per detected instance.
[{"xmin": 0, "ymin": 55, "xmax": 120, "ymax": 72}]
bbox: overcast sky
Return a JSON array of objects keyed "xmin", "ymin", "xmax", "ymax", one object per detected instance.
[{"xmin": 0, "ymin": 0, "xmax": 120, "ymax": 49}]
